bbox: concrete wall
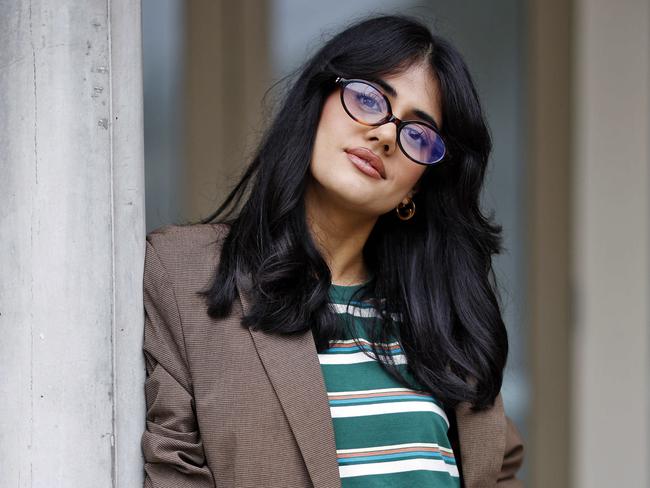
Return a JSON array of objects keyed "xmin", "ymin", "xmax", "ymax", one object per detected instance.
[{"xmin": 0, "ymin": 1, "xmax": 146, "ymax": 486}]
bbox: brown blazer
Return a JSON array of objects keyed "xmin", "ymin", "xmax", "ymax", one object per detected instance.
[{"xmin": 141, "ymin": 223, "xmax": 525, "ymax": 488}]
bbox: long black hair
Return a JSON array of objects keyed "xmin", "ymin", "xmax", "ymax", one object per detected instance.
[{"xmin": 195, "ymin": 14, "xmax": 507, "ymax": 412}]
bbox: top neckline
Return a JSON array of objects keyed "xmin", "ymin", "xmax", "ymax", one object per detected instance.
[
  {"xmin": 330, "ymin": 274, "xmax": 374, "ymax": 289},
  {"xmin": 329, "ymin": 275, "xmax": 374, "ymax": 302}
]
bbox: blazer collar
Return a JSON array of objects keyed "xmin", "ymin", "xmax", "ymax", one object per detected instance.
[{"xmin": 236, "ymin": 273, "xmax": 506, "ymax": 488}]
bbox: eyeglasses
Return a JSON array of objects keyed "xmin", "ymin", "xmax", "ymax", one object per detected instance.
[{"xmin": 334, "ymin": 77, "xmax": 447, "ymax": 165}]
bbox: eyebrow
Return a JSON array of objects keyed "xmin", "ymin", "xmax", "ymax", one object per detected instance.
[{"xmin": 372, "ymin": 77, "xmax": 441, "ymax": 130}]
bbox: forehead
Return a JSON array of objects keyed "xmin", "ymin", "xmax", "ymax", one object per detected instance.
[{"xmin": 374, "ymin": 64, "xmax": 443, "ymax": 128}]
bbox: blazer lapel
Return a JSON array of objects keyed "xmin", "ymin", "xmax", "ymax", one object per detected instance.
[
  {"xmin": 236, "ymin": 273, "xmax": 342, "ymax": 488},
  {"xmin": 454, "ymin": 392, "xmax": 507, "ymax": 488}
]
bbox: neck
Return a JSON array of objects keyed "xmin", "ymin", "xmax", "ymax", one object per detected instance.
[{"xmin": 304, "ymin": 181, "xmax": 376, "ymax": 286}]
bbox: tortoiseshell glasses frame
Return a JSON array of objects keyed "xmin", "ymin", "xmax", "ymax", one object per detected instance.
[{"xmin": 334, "ymin": 76, "xmax": 447, "ymax": 166}]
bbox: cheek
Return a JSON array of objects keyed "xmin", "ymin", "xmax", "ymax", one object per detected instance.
[
  {"xmin": 314, "ymin": 94, "xmax": 346, "ymax": 150},
  {"xmin": 310, "ymin": 95, "xmax": 350, "ymax": 177},
  {"xmin": 393, "ymin": 164, "xmax": 426, "ymax": 196}
]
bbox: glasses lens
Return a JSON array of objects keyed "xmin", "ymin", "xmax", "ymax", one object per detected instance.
[
  {"xmin": 341, "ymin": 81, "xmax": 388, "ymax": 124},
  {"xmin": 399, "ymin": 122, "xmax": 446, "ymax": 164}
]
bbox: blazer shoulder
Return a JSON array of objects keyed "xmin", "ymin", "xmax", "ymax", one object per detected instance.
[
  {"xmin": 147, "ymin": 222, "xmax": 230, "ymax": 249},
  {"xmin": 145, "ymin": 222, "xmax": 231, "ymax": 281},
  {"xmin": 147, "ymin": 222, "xmax": 229, "ymax": 257}
]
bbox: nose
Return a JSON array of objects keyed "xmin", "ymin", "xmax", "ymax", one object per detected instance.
[{"xmin": 367, "ymin": 120, "xmax": 398, "ymax": 155}]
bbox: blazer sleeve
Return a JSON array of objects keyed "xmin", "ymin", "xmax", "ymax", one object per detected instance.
[
  {"xmin": 141, "ymin": 237, "xmax": 216, "ymax": 488},
  {"xmin": 496, "ymin": 414, "xmax": 525, "ymax": 487}
]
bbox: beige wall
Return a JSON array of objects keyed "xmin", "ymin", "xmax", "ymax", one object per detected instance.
[
  {"xmin": 184, "ymin": 0, "xmax": 271, "ymax": 222},
  {"xmin": 528, "ymin": 0, "xmax": 650, "ymax": 485},
  {"xmin": 527, "ymin": 1, "xmax": 573, "ymax": 486},
  {"xmin": 572, "ymin": 0, "xmax": 649, "ymax": 486}
]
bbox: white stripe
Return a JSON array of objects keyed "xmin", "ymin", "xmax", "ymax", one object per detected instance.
[
  {"xmin": 337, "ymin": 441, "xmax": 454, "ymax": 455},
  {"xmin": 330, "ymin": 400, "xmax": 450, "ymax": 428},
  {"xmin": 331, "ymin": 302, "xmax": 379, "ymax": 317},
  {"xmin": 328, "ymin": 338, "xmax": 401, "ymax": 348},
  {"xmin": 318, "ymin": 351, "xmax": 407, "ymax": 365},
  {"xmin": 330, "ymin": 303, "xmax": 402, "ymax": 321},
  {"xmin": 339, "ymin": 457, "xmax": 459, "ymax": 478}
]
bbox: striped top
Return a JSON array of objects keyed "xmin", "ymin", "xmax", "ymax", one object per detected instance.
[{"xmin": 319, "ymin": 281, "xmax": 460, "ymax": 487}]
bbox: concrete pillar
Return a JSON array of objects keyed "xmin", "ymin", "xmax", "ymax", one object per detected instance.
[
  {"xmin": 0, "ymin": 1, "xmax": 145, "ymax": 486},
  {"xmin": 572, "ymin": 0, "xmax": 649, "ymax": 486}
]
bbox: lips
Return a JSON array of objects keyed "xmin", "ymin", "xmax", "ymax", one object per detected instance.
[{"xmin": 345, "ymin": 147, "xmax": 386, "ymax": 179}]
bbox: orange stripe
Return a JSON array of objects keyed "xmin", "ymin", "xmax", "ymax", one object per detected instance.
[
  {"xmin": 338, "ymin": 446, "xmax": 455, "ymax": 459},
  {"xmin": 329, "ymin": 390, "xmax": 431, "ymax": 400}
]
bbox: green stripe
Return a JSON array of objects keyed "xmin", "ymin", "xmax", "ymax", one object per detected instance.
[
  {"xmin": 321, "ymin": 361, "xmax": 408, "ymax": 391},
  {"xmin": 332, "ymin": 411, "xmax": 453, "ymax": 449}
]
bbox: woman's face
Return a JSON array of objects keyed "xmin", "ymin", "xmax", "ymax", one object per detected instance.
[{"xmin": 308, "ymin": 62, "xmax": 443, "ymax": 217}]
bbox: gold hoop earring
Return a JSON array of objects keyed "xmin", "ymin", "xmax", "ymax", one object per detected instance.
[{"xmin": 395, "ymin": 197, "xmax": 416, "ymax": 221}]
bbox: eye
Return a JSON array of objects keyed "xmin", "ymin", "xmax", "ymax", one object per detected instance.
[
  {"xmin": 403, "ymin": 126, "xmax": 431, "ymax": 146},
  {"xmin": 355, "ymin": 93, "xmax": 383, "ymax": 112}
]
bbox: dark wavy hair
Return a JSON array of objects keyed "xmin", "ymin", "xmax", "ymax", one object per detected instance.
[{"xmin": 194, "ymin": 14, "xmax": 507, "ymax": 412}]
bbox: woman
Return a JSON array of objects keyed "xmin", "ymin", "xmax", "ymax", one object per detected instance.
[{"xmin": 141, "ymin": 14, "xmax": 525, "ymax": 488}]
